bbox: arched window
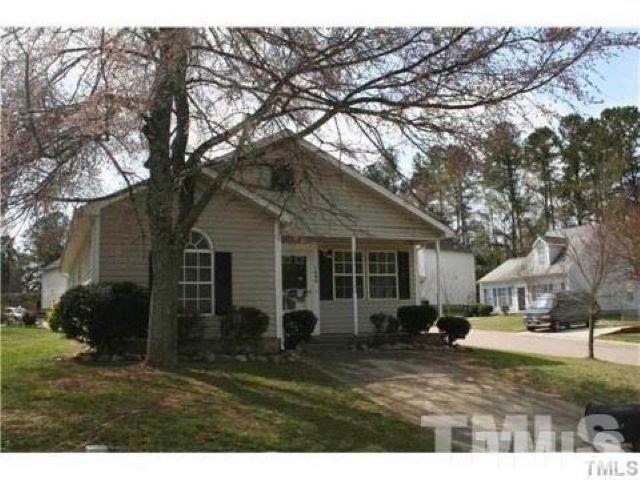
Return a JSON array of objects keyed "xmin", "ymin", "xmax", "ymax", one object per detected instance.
[{"xmin": 179, "ymin": 230, "xmax": 213, "ymax": 314}]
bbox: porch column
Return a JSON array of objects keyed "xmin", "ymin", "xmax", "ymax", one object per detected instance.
[
  {"xmin": 436, "ymin": 238, "xmax": 443, "ymax": 317},
  {"xmin": 351, "ymin": 236, "xmax": 358, "ymax": 335},
  {"xmin": 274, "ymin": 221, "xmax": 284, "ymax": 350}
]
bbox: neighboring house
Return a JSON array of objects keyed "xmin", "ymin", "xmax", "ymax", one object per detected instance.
[
  {"xmin": 417, "ymin": 240, "xmax": 476, "ymax": 306},
  {"xmin": 60, "ymin": 131, "xmax": 455, "ymax": 350},
  {"xmin": 477, "ymin": 225, "xmax": 640, "ymax": 317},
  {"xmin": 40, "ymin": 259, "xmax": 68, "ymax": 310}
]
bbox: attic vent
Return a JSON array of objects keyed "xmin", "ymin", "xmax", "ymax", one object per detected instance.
[{"xmin": 271, "ymin": 165, "xmax": 295, "ymax": 192}]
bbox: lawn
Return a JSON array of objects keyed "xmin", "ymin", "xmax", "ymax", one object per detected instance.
[
  {"xmin": 468, "ymin": 315, "xmax": 525, "ymax": 332},
  {"xmin": 1, "ymin": 327, "xmax": 433, "ymax": 452},
  {"xmin": 466, "ymin": 348, "xmax": 640, "ymax": 406},
  {"xmin": 598, "ymin": 326, "xmax": 640, "ymax": 344}
]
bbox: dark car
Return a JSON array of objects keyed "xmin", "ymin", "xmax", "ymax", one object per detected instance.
[{"xmin": 523, "ymin": 291, "xmax": 600, "ymax": 332}]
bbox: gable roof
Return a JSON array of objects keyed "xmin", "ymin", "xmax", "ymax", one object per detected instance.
[
  {"xmin": 206, "ymin": 129, "xmax": 454, "ymax": 237},
  {"xmin": 477, "ymin": 225, "xmax": 595, "ymax": 284}
]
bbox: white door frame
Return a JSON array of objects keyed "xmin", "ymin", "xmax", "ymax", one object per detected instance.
[{"xmin": 282, "ymin": 242, "xmax": 321, "ymax": 335}]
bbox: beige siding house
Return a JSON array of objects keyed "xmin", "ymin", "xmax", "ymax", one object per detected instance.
[{"xmin": 60, "ymin": 131, "xmax": 454, "ymax": 349}]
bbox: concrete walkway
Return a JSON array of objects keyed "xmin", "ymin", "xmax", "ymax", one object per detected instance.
[
  {"xmin": 460, "ymin": 329, "xmax": 640, "ymax": 366},
  {"xmin": 306, "ymin": 350, "xmax": 586, "ymax": 451}
]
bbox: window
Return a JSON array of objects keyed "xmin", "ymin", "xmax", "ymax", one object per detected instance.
[
  {"xmin": 535, "ymin": 242, "xmax": 547, "ymax": 266},
  {"xmin": 368, "ymin": 251, "xmax": 398, "ymax": 299},
  {"xmin": 179, "ymin": 230, "xmax": 213, "ymax": 314},
  {"xmin": 496, "ymin": 287, "xmax": 510, "ymax": 307},
  {"xmin": 333, "ymin": 250, "xmax": 364, "ymax": 299},
  {"xmin": 271, "ymin": 165, "xmax": 295, "ymax": 192},
  {"xmin": 484, "ymin": 288, "xmax": 490, "ymax": 305}
]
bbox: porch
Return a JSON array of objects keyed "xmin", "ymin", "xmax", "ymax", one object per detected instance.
[{"xmin": 275, "ymin": 234, "xmax": 449, "ymax": 350}]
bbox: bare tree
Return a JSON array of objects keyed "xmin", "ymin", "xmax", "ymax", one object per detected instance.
[
  {"xmin": 566, "ymin": 222, "xmax": 628, "ymax": 359},
  {"xmin": 2, "ymin": 27, "xmax": 637, "ymax": 367}
]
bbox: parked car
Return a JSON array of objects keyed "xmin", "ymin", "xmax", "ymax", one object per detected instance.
[
  {"xmin": 2, "ymin": 306, "xmax": 27, "ymax": 324},
  {"xmin": 523, "ymin": 292, "xmax": 600, "ymax": 332}
]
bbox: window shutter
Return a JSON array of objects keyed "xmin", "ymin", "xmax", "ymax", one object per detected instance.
[
  {"xmin": 215, "ymin": 252, "xmax": 232, "ymax": 315},
  {"xmin": 397, "ymin": 251, "xmax": 410, "ymax": 299},
  {"xmin": 318, "ymin": 250, "xmax": 333, "ymax": 300}
]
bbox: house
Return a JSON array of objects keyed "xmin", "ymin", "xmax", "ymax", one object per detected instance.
[
  {"xmin": 40, "ymin": 259, "xmax": 68, "ymax": 311},
  {"xmin": 60, "ymin": 131, "xmax": 456, "ymax": 350},
  {"xmin": 417, "ymin": 239, "xmax": 476, "ymax": 307},
  {"xmin": 477, "ymin": 225, "xmax": 640, "ymax": 317}
]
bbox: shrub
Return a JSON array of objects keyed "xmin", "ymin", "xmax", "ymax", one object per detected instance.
[
  {"xmin": 58, "ymin": 282, "xmax": 149, "ymax": 354},
  {"xmin": 470, "ymin": 303, "xmax": 493, "ymax": 317},
  {"xmin": 22, "ymin": 310, "xmax": 37, "ymax": 327},
  {"xmin": 370, "ymin": 312, "xmax": 393, "ymax": 334},
  {"xmin": 500, "ymin": 304, "xmax": 510, "ymax": 315},
  {"xmin": 397, "ymin": 304, "xmax": 437, "ymax": 335},
  {"xmin": 47, "ymin": 303, "xmax": 62, "ymax": 332},
  {"xmin": 177, "ymin": 309, "xmax": 204, "ymax": 347},
  {"xmin": 436, "ymin": 316, "xmax": 471, "ymax": 346},
  {"xmin": 221, "ymin": 306, "xmax": 270, "ymax": 352},
  {"xmin": 283, "ymin": 310, "xmax": 318, "ymax": 350},
  {"xmin": 463, "ymin": 304, "xmax": 478, "ymax": 317},
  {"xmin": 385, "ymin": 315, "xmax": 400, "ymax": 334}
]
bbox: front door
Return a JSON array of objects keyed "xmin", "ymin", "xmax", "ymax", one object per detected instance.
[
  {"xmin": 282, "ymin": 244, "xmax": 320, "ymax": 334},
  {"xmin": 517, "ymin": 287, "xmax": 526, "ymax": 311}
]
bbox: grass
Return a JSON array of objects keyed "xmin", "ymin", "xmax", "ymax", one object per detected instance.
[
  {"xmin": 466, "ymin": 348, "xmax": 640, "ymax": 406},
  {"xmin": 468, "ymin": 315, "xmax": 525, "ymax": 332},
  {"xmin": 468, "ymin": 314, "xmax": 639, "ymax": 333},
  {"xmin": 1, "ymin": 327, "xmax": 433, "ymax": 452},
  {"xmin": 598, "ymin": 326, "xmax": 640, "ymax": 344}
]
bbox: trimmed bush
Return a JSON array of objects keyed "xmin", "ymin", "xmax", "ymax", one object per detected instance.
[
  {"xmin": 370, "ymin": 312, "xmax": 394, "ymax": 334},
  {"xmin": 436, "ymin": 316, "xmax": 471, "ymax": 345},
  {"xmin": 397, "ymin": 304, "xmax": 437, "ymax": 335},
  {"xmin": 465, "ymin": 303, "xmax": 493, "ymax": 317},
  {"xmin": 47, "ymin": 303, "xmax": 62, "ymax": 332},
  {"xmin": 221, "ymin": 306, "xmax": 270, "ymax": 352},
  {"xmin": 22, "ymin": 311, "xmax": 37, "ymax": 326},
  {"xmin": 58, "ymin": 282, "xmax": 149, "ymax": 354},
  {"xmin": 283, "ymin": 309, "xmax": 318, "ymax": 350},
  {"xmin": 501, "ymin": 304, "xmax": 510, "ymax": 315},
  {"xmin": 385, "ymin": 315, "xmax": 400, "ymax": 334}
]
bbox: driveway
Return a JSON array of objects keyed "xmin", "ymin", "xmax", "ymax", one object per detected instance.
[
  {"xmin": 460, "ymin": 328, "xmax": 640, "ymax": 366},
  {"xmin": 306, "ymin": 350, "xmax": 585, "ymax": 451}
]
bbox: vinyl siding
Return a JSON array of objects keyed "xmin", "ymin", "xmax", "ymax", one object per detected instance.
[
  {"xmin": 246, "ymin": 143, "xmax": 442, "ymax": 240},
  {"xmin": 98, "ymin": 191, "xmax": 277, "ymax": 337},
  {"xmin": 316, "ymin": 239, "xmax": 418, "ymax": 334},
  {"xmin": 193, "ymin": 193, "xmax": 277, "ymax": 336}
]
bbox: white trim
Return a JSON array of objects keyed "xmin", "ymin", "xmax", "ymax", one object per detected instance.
[
  {"xmin": 351, "ymin": 236, "xmax": 358, "ymax": 336},
  {"xmin": 332, "ymin": 249, "xmax": 364, "ymax": 300},
  {"xmin": 414, "ymin": 244, "xmax": 420, "ymax": 305},
  {"xmin": 366, "ymin": 250, "xmax": 399, "ymax": 300},
  {"xmin": 436, "ymin": 238, "xmax": 443, "ymax": 317},
  {"xmin": 178, "ymin": 229, "xmax": 214, "ymax": 315},
  {"xmin": 281, "ymin": 242, "xmax": 321, "ymax": 335},
  {"xmin": 274, "ymin": 221, "xmax": 284, "ymax": 350}
]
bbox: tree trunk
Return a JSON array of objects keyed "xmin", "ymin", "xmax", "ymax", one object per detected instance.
[
  {"xmin": 142, "ymin": 28, "xmax": 191, "ymax": 368},
  {"xmin": 147, "ymin": 238, "xmax": 182, "ymax": 366}
]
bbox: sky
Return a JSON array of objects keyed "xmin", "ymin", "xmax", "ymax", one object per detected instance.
[{"xmin": 579, "ymin": 47, "xmax": 639, "ymax": 117}]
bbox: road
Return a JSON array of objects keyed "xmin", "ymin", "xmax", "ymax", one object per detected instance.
[{"xmin": 460, "ymin": 328, "xmax": 640, "ymax": 366}]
